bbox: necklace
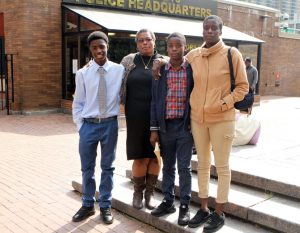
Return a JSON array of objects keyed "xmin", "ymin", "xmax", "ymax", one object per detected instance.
[{"xmin": 140, "ymin": 54, "xmax": 153, "ymax": 70}]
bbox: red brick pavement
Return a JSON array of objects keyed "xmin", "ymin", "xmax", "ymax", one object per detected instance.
[
  {"xmin": 1, "ymin": 96, "xmax": 300, "ymax": 232},
  {"xmin": 0, "ymin": 113, "xmax": 161, "ymax": 233}
]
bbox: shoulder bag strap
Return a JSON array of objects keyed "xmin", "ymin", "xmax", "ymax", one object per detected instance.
[{"xmin": 227, "ymin": 47, "xmax": 235, "ymax": 92}]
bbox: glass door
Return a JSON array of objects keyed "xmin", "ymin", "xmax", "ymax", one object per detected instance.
[
  {"xmin": 64, "ymin": 37, "xmax": 78, "ymax": 100},
  {"xmin": 0, "ymin": 13, "xmax": 5, "ymax": 111}
]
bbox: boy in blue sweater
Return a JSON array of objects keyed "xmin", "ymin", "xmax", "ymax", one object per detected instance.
[{"xmin": 150, "ymin": 32, "xmax": 194, "ymax": 226}]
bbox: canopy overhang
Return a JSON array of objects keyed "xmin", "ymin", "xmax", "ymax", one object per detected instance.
[{"xmin": 64, "ymin": 5, "xmax": 264, "ymax": 44}]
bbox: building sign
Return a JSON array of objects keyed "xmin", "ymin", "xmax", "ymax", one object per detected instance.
[
  {"xmin": 186, "ymin": 43, "xmax": 200, "ymax": 51},
  {"xmin": 62, "ymin": 0, "xmax": 217, "ymax": 19}
]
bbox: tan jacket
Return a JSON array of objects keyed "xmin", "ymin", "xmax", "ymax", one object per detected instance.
[{"xmin": 186, "ymin": 40, "xmax": 249, "ymax": 124}]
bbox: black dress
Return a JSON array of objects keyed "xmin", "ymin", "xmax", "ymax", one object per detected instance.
[{"xmin": 125, "ymin": 53, "xmax": 161, "ymax": 160}]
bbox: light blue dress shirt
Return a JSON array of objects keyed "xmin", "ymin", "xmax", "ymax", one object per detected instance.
[{"xmin": 72, "ymin": 60, "xmax": 125, "ymax": 131}]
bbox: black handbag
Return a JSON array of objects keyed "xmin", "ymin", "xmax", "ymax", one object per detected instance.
[{"xmin": 228, "ymin": 48, "xmax": 254, "ymax": 111}]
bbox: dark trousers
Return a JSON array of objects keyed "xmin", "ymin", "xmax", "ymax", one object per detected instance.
[
  {"xmin": 159, "ymin": 119, "xmax": 193, "ymax": 205},
  {"xmin": 78, "ymin": 119, "xmax": 118, "ymax": 209}
]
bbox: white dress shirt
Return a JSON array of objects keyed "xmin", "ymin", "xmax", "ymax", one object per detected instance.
[{"xmin": 72, "ymin": 60, "xmax": 124, "ymax": 131}]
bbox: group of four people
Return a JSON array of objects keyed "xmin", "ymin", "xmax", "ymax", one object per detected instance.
[{"xmin": 72, "ymin": 15, "xmax": 249, "ymax": 233}]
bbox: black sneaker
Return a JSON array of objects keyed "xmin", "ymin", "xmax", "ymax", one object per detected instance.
[
  {"xmin": 178, "ymin": 204, "xmax": 190, "ymax": 226},
  {"xmin": 188, "ymin": 209, "xmax": 211, "ymax": 228},
  {"xmin": 72, "ymin": 206, "xmax": 95, "ymax": 222},
  {"xmin": 151, "ymin": 199, "xmax": 176, "ymax": 217},
  {"xmin": 203, "ymin": 212, "xmax": 225, "ymax": 233},
  {"xmin": 100, "ymin": 208, "xmax": 114, "ymax": 225}
]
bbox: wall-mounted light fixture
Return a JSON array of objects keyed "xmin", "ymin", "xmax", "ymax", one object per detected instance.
[{"xmin": 260, "ymin": 14, "xmax": 270, "ymax": 20}]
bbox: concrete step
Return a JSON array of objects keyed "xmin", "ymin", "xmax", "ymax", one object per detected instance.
[
  {"xmin": 72, "ymin": 175, "xmax": 270, "ymax": 233},
  {"xmin": 191, "ymin": 155, "xmax": 300, "ymax": 200},
  {"xmin": 126, "ymin": 170, "xmax": 300, "ymax": 233}
]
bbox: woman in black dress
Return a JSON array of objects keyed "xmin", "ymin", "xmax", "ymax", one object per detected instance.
[{"xmin": 120, "ymin": 29, "xmax": 163, "ymax": 210}]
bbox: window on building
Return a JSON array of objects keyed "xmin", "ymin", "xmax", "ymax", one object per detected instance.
[
  {"xmin": 80, "ymin": 17, "xmax": 102, "ymax": 31},
  {"xmin": 64, "ymin": 10, "xmax": 78, "ymax": 33},
  {"xmin": 239, "ymin": 44, "xmax": 258, "ymax": 67}
]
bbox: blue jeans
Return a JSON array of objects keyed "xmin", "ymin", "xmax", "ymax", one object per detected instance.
[
  {"xmin": 79, "ymin": 119, "xmax": 118, "ymax": 209},
  {"xmin": 159, "ymin": 119, "xmax": 193, "ymax": 205}
]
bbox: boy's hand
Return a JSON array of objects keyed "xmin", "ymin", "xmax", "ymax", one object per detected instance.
[
  {"xmin": 152, "ymin": 58, "xmax": 167, "ymax": 80},
  {"xmin": 150, "ymin": 131, "xmax": 159, "ymax": 147}
]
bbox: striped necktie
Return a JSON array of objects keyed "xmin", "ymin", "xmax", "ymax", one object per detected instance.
[{"xmin": 98, "ymin": 67, "xmax": 107, "ymax": 115}]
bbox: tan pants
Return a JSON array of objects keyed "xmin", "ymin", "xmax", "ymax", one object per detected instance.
[{"xmin": 191, "ymin": 120, "xmax": 235, "ymax": 203}]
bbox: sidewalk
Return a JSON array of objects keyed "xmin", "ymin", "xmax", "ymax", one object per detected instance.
[
  {"xmin": 0, "ymin": 96, "xmax": 299, "ymax": 232},
  {"xmin": 0, "ymin": 114, "xmax": 158, "ymax": 233},
  {"xmin": 231, "ymin": 96, "xmax": 300, "ymax": 187}
]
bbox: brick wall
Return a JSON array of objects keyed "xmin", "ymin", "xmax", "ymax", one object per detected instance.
[
  {"xmin": 218, "ymin": 2, "xmax": 300, "ymax": 96},
  {"xmin": 0, "ymin": 0, "xmax": 62, "ymax": 111}
]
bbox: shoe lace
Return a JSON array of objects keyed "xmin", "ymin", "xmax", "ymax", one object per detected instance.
[
  {"xmin": 158, "ymin": 200, "xmax": 173, "ymax": 210},
  {"xmin": 79, "ymin": 206, "xmax": 92, "ymax": 212},
  {"xmin": 207, "ymin": 213, "xmax": 220, "ymax": 225},
  {"xmin": 75, "ymin": 206, "xmax": 93, "ymax": 217},
  {"xmin": 180, "ymin": 210, "xmax": 188, "ymax": 219},
  {"xmin": 101, "ymin": 208, "xmax": 111, "ymax": 215},
  {"xmin": 194, "ymin": 210, "xmax": 207, "ymax": 221},
  {"xmin": 159, "ymin": 201, "xmax": 169, "ymax": 209}
]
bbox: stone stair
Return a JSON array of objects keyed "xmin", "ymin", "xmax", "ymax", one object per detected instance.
[
  {"xmin": 125, "ymin": 167, "xmax": 300, "ymax": 233},
  {"xmin": 72, "ymin": 174, "xmax": 271, "ymax": 233},
  {"xmin": 191, "ymin": 155, "xmax": 300, "ymax": 200},
  {"xmin": 71, "ymin": 158, "xmax": 300, "ymax": 233}
]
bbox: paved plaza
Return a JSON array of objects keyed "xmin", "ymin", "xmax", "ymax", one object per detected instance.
[
  {"xmin": 0, "ymin": 114, "xmax": 158, "ymax": 232},
  {"xmin": 0, "ymin": 96, "xmax": 299, "ymax": 232}
]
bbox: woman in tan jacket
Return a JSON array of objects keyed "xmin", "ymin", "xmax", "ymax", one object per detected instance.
[{"xmin": 186, "ymin": 15, "xmax": 248, "ymax": 232}]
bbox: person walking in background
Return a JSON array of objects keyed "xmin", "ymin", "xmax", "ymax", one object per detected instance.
[
  {"xmin": 72, "ymin": 31, "xmax": 124, "ymax": 224},
  {"xmin": 186, "ymin": 15, "xmax": 248, "ymax": 232},
  {"xmin": 120, "ymin": 29, "xmax": 164, "ymax": 210},
  {"xmin": 245, "ymin": 57, "xmax": 258, "ymax": 93},
  {"xmin": 149, "ymin": 32, "xmax": 194, "ymax": 226}
]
